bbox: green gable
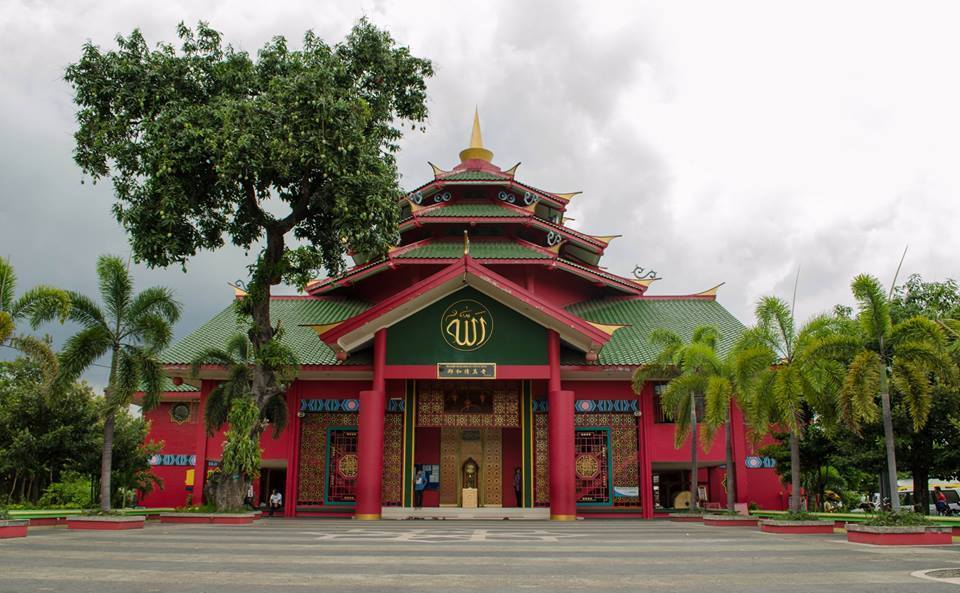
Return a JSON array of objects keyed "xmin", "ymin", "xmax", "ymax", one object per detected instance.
[{"xmin": 386, "ymin": 287, "xmax": 547, "ymax": 365}]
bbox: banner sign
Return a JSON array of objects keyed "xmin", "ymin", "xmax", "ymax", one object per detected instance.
[
  {"xmin": 437, "ymin": 362, "xmax": 496, "ymax": 379},
  {"xmin": 745, "ymin": 456, "xmax": 777, "ymax": 469},
  {"xmin": 149, "ymin": 454, "xmax": 196, "ymax": 467}
]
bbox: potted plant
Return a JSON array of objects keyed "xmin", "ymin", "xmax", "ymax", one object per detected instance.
[
  {"xmin": 67, "ymin": 510, "xmax": 146, "ymax": 530},
  {"xmin": 760, "ymin": 511, "xmax": 833, "ymax": 534},
  {"xmin": 846, "ymin": 512, "xmax": 952, "ymax": 545},
  {"xmin": 0, "ymin": 508, "xmax": 28, "ymax": 539}
]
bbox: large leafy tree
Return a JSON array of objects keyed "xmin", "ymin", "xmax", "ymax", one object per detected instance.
[
  {"xmin": 633, "ymin": 326, "xmax": 732, "ymax": 511},
  {"xmin": 44, "ymin": 255, "xmax": 181, "ymax": 511},
  {"xmin": 64, "ymin": 21, "xmax": 433, "ymax": 464},
  {"xmin": 828, "ymin": 274, "xmax": 957, "ymax": 511},
  {"xmin": 888, "ymin": 275, "xmax": 960, "ymax": 512},
  {"xmin": 190, "ymin": 334, "xmax": 297, "ymax": 510},
  {"xmin": 0, "ymin": 257, "xmax": 70, "ymax": 385},
  {"xmin": 735, "ymin": 297, "xmax": 849, "ymax": 512}
]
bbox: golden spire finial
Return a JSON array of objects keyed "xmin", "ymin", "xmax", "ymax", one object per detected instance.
[{"xmin": 459, "ymin": 108, "xmax": 494, "ymax": 163}]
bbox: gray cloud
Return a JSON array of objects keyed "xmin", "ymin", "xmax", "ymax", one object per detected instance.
[{"xmin": 3, "ymin": 0, "xmax": 960, "ymax": 388}]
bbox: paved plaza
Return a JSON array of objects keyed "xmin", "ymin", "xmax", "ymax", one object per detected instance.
[{"xmin": 1, "ymin": 519, "xmax": 959, "ymax": 592}]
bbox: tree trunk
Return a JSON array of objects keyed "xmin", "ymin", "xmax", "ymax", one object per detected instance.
[
  {"xmin": 690, "ymin": 394, "xmax": 699, "ymax": 511},
  {"xmin": 790, "ymin": 430, "xmax": 801, "ymax": 512},
  {"xmin": 912, "ymin": 463, "xmax": 929, "ymax": 515},
  {"xmin": 100, "ymin": 409, "xmax": 116, "ymax": 511},
  {"xmin": 879, "ymin": 367, "xmax": 900, "ymax": 511},
  {"xmin": 725, "ymin": 415, "xmax": 736, "ymax": 511}
]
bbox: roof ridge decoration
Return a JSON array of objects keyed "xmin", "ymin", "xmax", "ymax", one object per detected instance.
[{"xmin": 458, "ymin": 108, "xmax": 494, "ymax": 163}]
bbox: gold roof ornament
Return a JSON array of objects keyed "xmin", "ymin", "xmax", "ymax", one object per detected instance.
[{"xmin": 459, "ymin": 108, "xmax": 494, "ymax": 163}]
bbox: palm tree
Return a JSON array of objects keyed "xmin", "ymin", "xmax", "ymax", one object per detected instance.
[
  {"xmin": 52, "ymin": 255, "xmax": 180, "ymax": 511},
  {"xmin": 190, "ymin": 333, "xmax": 297, "ymax": 509},
  {"xmin": 734, "ymin": 297, "xmax": 848, "ymax": 512},
  {"xmin": 0, "ymin": 256, "xmax": 70, "ymax": 383},
  {"xmin": 827, "ymin": 274, "xmax": 957, "ymax": 511},
  {"xmin": 633, "ymin": 326, "xmax": 730, "ymax": 512}
]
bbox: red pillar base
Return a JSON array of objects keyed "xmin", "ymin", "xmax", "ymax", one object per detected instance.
[{"xmin": 548, "ymin": 389, "xmax": 575, "ymax": 521}]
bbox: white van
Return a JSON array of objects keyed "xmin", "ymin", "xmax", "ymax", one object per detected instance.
[{"xmin": 898, "ymin": 480, "xmax": 960, "ymax": 515}]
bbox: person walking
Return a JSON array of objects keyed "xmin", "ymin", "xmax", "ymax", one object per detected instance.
[
  {"xmin": 514, "ymin": 467, "xmax": 522, "ymax": 507},
  {"xmin": 934, "ymin": 486, "xmax": 949, "ymax": 516},
  {"xmin": 414, "ymin": 470, "xmax": 426, "ymax": 509},
  {"xmin": 269, "ymin": 489, "xmax": 283, "ymax": 517}
]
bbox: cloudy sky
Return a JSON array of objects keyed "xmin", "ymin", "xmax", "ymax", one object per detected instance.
[{"xmin": 2, "ymin": 0, "xmax": 959, "ymax": 388}]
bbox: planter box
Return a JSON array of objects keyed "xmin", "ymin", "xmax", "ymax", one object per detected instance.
[
  {"xmin": 159, "ymin": 512, "xmax": 256, "ymax": 525},
  {"xmin": 846, "ymin": 523, "xmax": 952, "ymax": 546},
  {"xmin": 67, "ymin": 516, "xmax": 145, "ymax": 530},
  {"xmin": 0, "ymin": 520, "xmax": 28, "ymax": 539},
  {"xmin": 668, "ymin": 513, "xmax": 703, "ymax": 523},
  {"xmin": 704, "ymin": 514, "xmax": 758, "ymax": 527},
  {"xmin": 760, "ymin": 519, "xmax": 834, "ymax": 534}
]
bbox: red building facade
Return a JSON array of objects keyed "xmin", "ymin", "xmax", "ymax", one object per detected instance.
[{"xmin": 143, "ymin": 114, "xmax": 785, "ymax": 518}]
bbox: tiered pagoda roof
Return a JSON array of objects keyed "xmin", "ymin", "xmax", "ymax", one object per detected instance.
[{"xmin": 161, "ymin": 112, "xmax": 743, "ymax": 377}]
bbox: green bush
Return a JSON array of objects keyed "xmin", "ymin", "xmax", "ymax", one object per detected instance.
[
  {"xmin": 37, "ymin": 472, "xmax": 92, "ymax": 509},
  {"xmin": 864, "ymin": 511, "xmax": 930, "ymax": 527},
  {"xmin": 782, "ymin": 511, "xmax": 822, "ymax": 521},
  {"xmin": 0, "ymin": 508, "xmax": 9, "ymax": 520}
]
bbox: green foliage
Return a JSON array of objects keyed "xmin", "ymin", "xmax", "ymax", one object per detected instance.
[
  {"xmin": 864, "ymin": 511, "xmax": 931, "ymax": 527},
  {"xmin": 781, "ymin": 511, "xmax": 822, "ymax": 521},
  {"xmin": 221, "ymin": 397, "xmax": 261, "ymax": 480},
  {"xmin": 0, "ymin": 257, "xmax": 71, "ymax": 387},
  {"xmin": 65, "ymin": 19, "xmax": 432, "ymax": 282},
  {"xmin": 0, "ymin": 508, "xmax": 9, "ymax": 520},
  {"xmin": 37, "ymin": 471, "xmax": 92, "ymax": 508}
]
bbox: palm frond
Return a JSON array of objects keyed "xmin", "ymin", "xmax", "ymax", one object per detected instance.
[
  {"xmin": 892, "ymin": 316, "xmax": 945, "ymax": 349},
  {"xmin": 838, "ymin": 350, "xmax": 881, "ymax": 432},
  {"xmin": 126, "ymin": 286, "xmax": 181, "ymax": 328},
  {"xmin": 7, "ymin": 334, "xmax": 59, "ymax": 389},
  {"xmin": 204, "ymin": 384, "xmax": 232, "ymax": 435},
  {"xmin": 0, "ymin": 257, "xmax": 16, "ymax": 312},
  {"xmin": 190, "ymin": 347, "xmax": 237, "ymax": 378},
  {"xmin": 58, "ymin": 324, "xmax": 113, "ymax": 381},
  {"xmin": 891, "ymin": 358, "xmax": 932, "ymax": 431},
  {"xmin": 262, "ymin": 393, "xmax": 289, "ymax": 437},
  {"xmin": 702, "ymin": 375, "xmax": 733, "ymax": 441},
  {"xmin": 134, "ymin": 351, "xmax": 165, "ymax": 412},
  {"xmin": 10, "ymin": 286, "xmax": 71, "ymax": 328},
  {"xmin": 112, "ymin": 347, "xmax": 139, "ymax": 408},
  {"xmin": 96, "ymin": 255, "xmax": 133, "ymax": 325},
  {"xmin": 125, "ymin": 313, "xmax": 174, "ymax": 350},
  {"xmin": 851, "ymin": 274, "xmax": 892, "ymax": 343},
  {"xmin": 63, "ymin": 291, "xmax": 107, "ymax": 329}
]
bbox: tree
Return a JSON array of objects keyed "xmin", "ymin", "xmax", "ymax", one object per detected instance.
[
  {"xmin": 633, "ymin": 326, "xmax": 730, "ymax": 511},
  {"xmin": 0, "ymin": 357, "xmax": 100, "ymax": 504},
  {"xmin": 45, "ymin": 255, "xmax": 180, "ymax": 511},
  {"xmin": 190, "ymin": 334, "xmax": 297, "ymax": 510},
  {"xmin": 829, "ymin": 274, "xmax": 957, "ymax": 511},
  {"xmin": 889, "ymin": 275, "xmax": 960, "ymax": 512},
  {"xmin": 64, "ymin": 22, "xmax": 434, "ymax": 497},
  {"xmin": 735, "ymin": 297, "xmax": 849, "ymax": 512},
  {"xmin": 0, "ymin": 257, "xmax": 70, "ymax": 386}
]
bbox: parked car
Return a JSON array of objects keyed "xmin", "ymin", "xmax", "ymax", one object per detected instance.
[{"xmin": 898, "ymin": 480, "xmax": 960, "ymax": 515}]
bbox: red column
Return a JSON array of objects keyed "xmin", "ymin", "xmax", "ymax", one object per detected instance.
[
  {"xmin": 191, "ymin": 380, "xmax": 212, "ymax": 506},
  {"xmin": 355, "ymin": 329, "xmax": 387, "ymax": 520},
  {"xmin": 638, "ymin": 383, "xmax": 655, "ymax": 519},
  {"xmin": 547, "ymin": 331, "xmax": 575, "ymax": 521},
  {"xmin": 283, "ymin": 381, "xmax": 302, "ymax": 518}
]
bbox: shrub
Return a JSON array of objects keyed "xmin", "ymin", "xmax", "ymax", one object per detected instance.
[
  {"xmin": 782, "ymin": 511, "xmax": 822, "ymax": 521},
  {"xmin": 37, "ymin": 472, "xmax": 92, "ymax": 509},
  {"xmin": 0, "ymin": 508, "xmax": 9, "ymax": 520},
  {"xmin": 864, "ymin": 511, "xmax": 930, "ymax": 527}
]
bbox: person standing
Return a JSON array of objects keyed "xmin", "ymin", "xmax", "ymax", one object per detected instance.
[
  {"xmin": 269, "ymin": 489, "xmax": 283, "ymax": 517},
  {"xmin": 414, "ymin": 470, "xmax": 426, "ymax": 508},
  {"xmin": 514, "ymin": 467, "xmax": 522, "ymax": 508},
  {"xmin": 244, "ymin": 483, "xmax": 255, "ymax": 510}
]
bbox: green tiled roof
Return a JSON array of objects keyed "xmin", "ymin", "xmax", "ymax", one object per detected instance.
[
  {"xmin": 161, "ymin": 298, "xmax": 370, "ymax": 366},
  {"xmin": 419, "ymin": 203, "xmax": 526, "ymax": 218},
  {"xmin": 441, "ymin": 171, "xmax": 507, "ymax": 181},
  {"xmin": 157, "ymin": 375, "xmax": 199, "ymax": 392},
  {"xmin": 565, "ymin": 298, "xmax": 745, "ymax": 365},
  {"xmin": 397, "ymin": 240, "xmax": 551, "ymax": 260}
]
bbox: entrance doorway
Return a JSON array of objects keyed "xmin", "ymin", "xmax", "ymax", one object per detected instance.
[{"xmin": 259, "ymin": 468, "xmax": 286, "ymax": 512}]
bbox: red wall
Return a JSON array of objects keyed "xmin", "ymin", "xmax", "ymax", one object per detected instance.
[{"xmin": 415, "ymin": 427, "xmax": 440, "ymax": 507}]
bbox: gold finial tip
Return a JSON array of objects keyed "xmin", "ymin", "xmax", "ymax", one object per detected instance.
[{"xmin": 460, "ymin": 108, "xmax": 493, "ymax": 163}]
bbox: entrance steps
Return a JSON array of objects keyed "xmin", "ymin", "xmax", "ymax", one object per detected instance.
[{"xmin": 380, "ymin": 507, "xmax": 550, "ymax": 520}]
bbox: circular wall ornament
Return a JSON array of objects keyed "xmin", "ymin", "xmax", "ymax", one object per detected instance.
[
  {"xmin": 441, "ymin": 299, "xmax": 493, "ymax": 352},
  {"xmin": 170, "ymin": 403, "xmax": 190, "ymax": 425},
  {"xmin": 575, "ymin": 454, "xmax": 601, "ymax": 480}
]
